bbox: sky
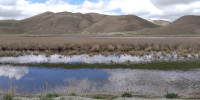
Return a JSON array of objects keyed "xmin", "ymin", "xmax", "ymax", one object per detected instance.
[{"xmin": 0, "ymin": 0, "xmax": 200, "ymax": 21}]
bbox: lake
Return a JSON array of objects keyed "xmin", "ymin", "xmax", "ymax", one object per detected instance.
[{"xmin": 0, "ymin": 65, "xmax": 200, "ymax": 97}]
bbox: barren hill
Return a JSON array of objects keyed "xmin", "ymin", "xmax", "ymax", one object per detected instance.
[
  {"xmin": 85, "ymin": 15, "xmax": 159, "ymax": 33},
  {"xmin": 141, "ymin": 15, "xmax": 200, "ymax": 35},
  {"xmin": 0, "ymin": 12, "xmax": 199, "ymax": 35},
  {"xmin": 15, "ymin": 12, "xmax": 91, "ymax": 34},
  {"xmin": 10, "ymin": 11, "xmax": 159, "ymax": 34},
  {"xmin": 149, "ymin": 20, "xmax": 171, "ymax": 26}
]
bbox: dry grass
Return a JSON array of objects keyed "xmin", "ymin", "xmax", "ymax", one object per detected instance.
[{"xmin": 0, "ymin": 34, "xmax": 200, "ymax": 56}]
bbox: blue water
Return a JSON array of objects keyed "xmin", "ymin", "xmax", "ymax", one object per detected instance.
[
  {"xmin": 0, "ymin": 66, "xmax": 110, "ymax": 93},
  {"xmin": 0, "ymin": 65, "xmax": 200, "ymax": 96}
]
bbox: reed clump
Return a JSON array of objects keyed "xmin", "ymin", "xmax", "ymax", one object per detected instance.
[
  {"xmin": 91, "ymin": 44, "xmax": 100, "ymax": 52},
  {"xmin": 108, "ymin": 44, "xmax": 115, "ymax": 51}
]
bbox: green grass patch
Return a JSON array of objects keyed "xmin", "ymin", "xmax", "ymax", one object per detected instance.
[
  {"xmin": 121, "ymin": 92, "xmax": 133, "ymax": 97},
  {"xmin": 86, "ymin": 94, "xmax": 117, "ymax": 99},
  {"xmin": 40, "ymin": 93, "xmax": 59, "ymax": 100},
  {"xmin": 68, "ymin": 92, "xmax": 77, "ymax": 96},
  {"xmin": 40, "ymin": 97, "xmax": 54, "ymax": 100},
  {"xmin": 2, "ymin": 94, "xmax": 13, "ymax": 100},
  {"xmin": 2, "ymin": 60, "xmax": 200, "ymax": 70},
  {"xmin": 45, "ymin": 93, "xmax": 59, "ymax": 98},
  {"xmin": 0, "ymin": 22, "xmax": 13, "ymax": 27},
  {"xmin": 165, "ymin": 93, "xmax": 178, "ymax": 99}
]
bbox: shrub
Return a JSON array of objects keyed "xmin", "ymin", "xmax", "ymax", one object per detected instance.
[
  {"xmin": 165, "ymin": 93, "xmax": 178, "ymax": 99},
  {"xmin": 121, "ymin": 92, "xmax": 133, "ymax": 97}
]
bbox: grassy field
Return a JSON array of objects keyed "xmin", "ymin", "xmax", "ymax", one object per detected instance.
[
  {"xmin": 1, "ymin": 60, "xmax": 200, "ymax": 70},
  {"xmin": 0, "ymin": 22, "xmax": 13, "ymax": 27},
  {"xmin": 0, "ymin": 34, "xmax": 200, "ymax": 57}
]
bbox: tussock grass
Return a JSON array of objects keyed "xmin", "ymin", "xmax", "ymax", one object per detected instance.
[
  {"xmin": 121, "ymin": 92, "xmax": 133, "ymax": 97},
  {"xmin": 0, "ymin": 34, "xmax": 200, "ymax": 57}
]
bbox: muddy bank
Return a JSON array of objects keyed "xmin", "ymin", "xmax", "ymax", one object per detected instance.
[{"xmin": 0, "ymin": 96, "xmax": 184, "ymax": 100}]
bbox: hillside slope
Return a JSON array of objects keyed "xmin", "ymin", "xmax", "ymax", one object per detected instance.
[
  {"xmin": 141, "ymin": 15, "xmax": 200, "ymax": 35},
  {"xmin": 86, "ymin": 15, "xmax": 159, "ymax": 33},
  {"xmin": 0, "ymin": 20, "xmax": 22, "ymax": 34},
  {"xmin": 1, "ymin": 12, "xmax": 199, "ymax": 35},
  {"xmin": 13, "ymin": 11, "xmax": 159, "ymax": 34},
  {"xmin": 149, "ymin": 20, "xmax": 171, "ymax": 26}
]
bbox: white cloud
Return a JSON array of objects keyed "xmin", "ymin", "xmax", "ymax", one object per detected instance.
[
  {"xmin": 112, "ymin": 0, "xmax": 162, "ymax": 15},
  {"xmin": 0, "ymin": 65, "xmax": 29, "ymax": 80},
  {"xmin": 0, "ymin": 0, "xmax": 199, "ymax": 21},
  {"xmin": 0, "ymin": 0, "xmax": 17, "ymax": 6}
]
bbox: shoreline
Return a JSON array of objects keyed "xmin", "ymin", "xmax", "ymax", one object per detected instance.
[
  {"xmin": 0, "ymin": 93, "xmax": 185, "ymax": 100},
  {"xmin": 1, "ymin": 60, "xmax": 200, "ymax": 70}
]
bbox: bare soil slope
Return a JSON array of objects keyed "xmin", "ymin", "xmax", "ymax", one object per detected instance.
[
  {"xmin": 149, "ymin": 20, "xmax": 171, "ymax": 26},
  {"xmin": 15, "ymin": 12, "xmax": 92, "ymax": 34},
  {"xmin": 85, "ymin": 15, "xmax": 159, "ymax": 33}
]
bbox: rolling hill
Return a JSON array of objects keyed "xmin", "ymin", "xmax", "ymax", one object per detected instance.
[
  {"xmin": 0, "ymin": 11, "xmax": 159, "ymax": 34},
  {"xmin": 0, "ymin": 12, "xmax": 199, "ymax": 35},
  {"xmin": 141, "ymin": 15, "xmax": 200, "ymax": 35}
]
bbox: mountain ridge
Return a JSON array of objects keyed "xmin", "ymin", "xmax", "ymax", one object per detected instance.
[
  {"xmin": 5, "ymin": 11, "xmax": 159, "ymax": 34},
  {"xmin": 140, "ymin": 15, "xmax": 200, "ymax": 35},
  {"xmin": 0, "ymin": 11, "xmax": 199, "ymax": 35}
]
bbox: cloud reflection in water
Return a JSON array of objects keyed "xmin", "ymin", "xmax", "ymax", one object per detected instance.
[
  {"xmin": 0, "ymin": 52, "xmax": 186, "ymax": 64},
  {"xmin": 55, "ymin": 69, "xmax": 200, "ymax": 96},
  {"xmin": 0, "ymin": 65, "xmax": 29, "ymax": 80}
]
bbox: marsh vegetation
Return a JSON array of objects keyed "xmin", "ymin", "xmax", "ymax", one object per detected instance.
[{"xmin": 0, "ymin": 35, "xmax": 200, "ymax": 58}]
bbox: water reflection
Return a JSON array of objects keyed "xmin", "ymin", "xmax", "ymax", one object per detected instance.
[
  {"xmin": 105, "ymin": 69, "xmax": 200, "ymax": 96},
  {"xmin": 0, "ymin": 65, "xmax": 28, "ymax": 80},
  {"xmin": 55, "ymin": 69, "xmax": 200, "ymax": 96},
  {"xmin": 0, "ymin": 65, "xmax": 200, "ymax": 97},
  {"xmin": 0, "ymin": 52, "xmax": 195, "ymax": 64}
]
